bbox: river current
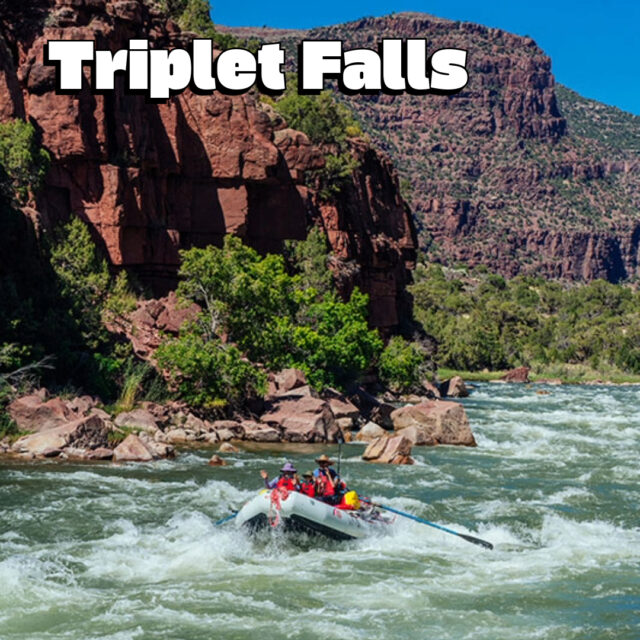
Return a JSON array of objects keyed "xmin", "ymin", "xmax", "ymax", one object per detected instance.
[{"xmin": 1, "ymin": 383, "xmax": 638, "ymax": 639}]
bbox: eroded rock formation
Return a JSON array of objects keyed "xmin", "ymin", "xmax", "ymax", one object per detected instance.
[{"xmin": 0, "ymin": 0, "xmax": 417, "ymax": 332}]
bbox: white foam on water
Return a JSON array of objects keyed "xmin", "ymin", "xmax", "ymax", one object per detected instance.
[{"xmin": 2, "ymin": 383, "xmax": 639, "ymax": 640}]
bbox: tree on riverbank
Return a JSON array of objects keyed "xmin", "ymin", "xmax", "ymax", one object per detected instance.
[
  {"xmin": 411, "ymin": 263, "xmax": 640, "ymax": 377},
  {"xmin": 156, "ymin": 234, "xmax": 385, "ymax": 408}
]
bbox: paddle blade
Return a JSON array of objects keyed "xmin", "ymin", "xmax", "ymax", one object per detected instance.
[{"xmin": 459, "ymin": 533, "xmax": 493, "ymax": 550}]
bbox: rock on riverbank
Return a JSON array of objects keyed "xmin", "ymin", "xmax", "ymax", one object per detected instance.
[{"xmin": 2, "ymin": 369, "xmax": 478, "ymax": 463}]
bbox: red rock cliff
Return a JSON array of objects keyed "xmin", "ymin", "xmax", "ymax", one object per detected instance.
[
  {"xmin": 0, "ymin": 0, "xmax": 417, "ymax": 332},
  {"xmin": 249, "ymin": 14, "xmax": 640, "ymax": 283}
]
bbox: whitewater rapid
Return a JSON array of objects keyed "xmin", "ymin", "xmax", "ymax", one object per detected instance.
[{"xmin": 1, "ymin": 383, "xmax": 638, "ymax": 639}]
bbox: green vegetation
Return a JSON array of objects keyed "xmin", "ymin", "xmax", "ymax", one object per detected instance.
[
  {"xmin": 379, "ymin": 336, "xmax": 426, "ymax": 393},
  {"xmin": 412, "ymin": 263, "xmax": 640, "ymax": 380},
  {"xmin": 273, "ymin": 88, "xmax": 363, "ymax": 147},
  {"xmin": 556, "ymin": 84, "xmax": 640, "ymax": 153},
  {"xmin": 156, "ymin": 233, "xmax": 383, "ymax": 408},
  {"xmin": 267, "ymin": 82, "xmax": 363, "ymax": 199},
  {"xmin": 162, "ymin": 0, "xmax": 258, "ymax": 51},
  {"xmin": 284, "ymin": 227, "xmax": 333, "ymax": 295},
  {"xmin": 0, "ymin": 120, "xmax": 49, "ymax": 203}
]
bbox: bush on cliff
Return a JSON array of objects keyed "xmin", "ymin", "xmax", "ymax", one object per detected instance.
[
  {"xmin": 0, "ymin": 119, "xmax": 49, "ymax": 203},
  {"xmin": 269, "ymin": 82, "xmax": 363, "ymax": 200},
  {"xmin": 156, "ymin": 235, "xmax": 383, "ymax": 405},
  {"xmin": 163, "ymin": 0, "xmax": 258, "ymax": 51}
]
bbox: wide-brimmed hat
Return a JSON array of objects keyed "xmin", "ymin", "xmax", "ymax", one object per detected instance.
[
  {"xmin": 315, "ymin": 454, "xmax": 335, "ymax": 465},
  {"xmin": 302, "ymin": 470, "xmax": 313, "ymax": 478},
  {"xmin": 280, "ymin": 462, "xmax": 297, "ymax": 473}
]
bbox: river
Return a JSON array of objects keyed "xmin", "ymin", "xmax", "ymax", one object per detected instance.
[{"xmin": 1, "ymin": 383, "xmax": 638, "ymax": 639}]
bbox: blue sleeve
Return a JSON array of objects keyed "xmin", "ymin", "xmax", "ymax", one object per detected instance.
[
  {"xmin": 265, "ymin": 477, "xmax": 278, "ymax": 489},
  {"xmin": 313, "ymin": 469, "xmax": 320, "ymax": 477}
]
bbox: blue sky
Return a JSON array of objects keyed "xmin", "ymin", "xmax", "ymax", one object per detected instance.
[{"xmin": 213, "ymin": 0, "xmax": 640, "ymax": 115}]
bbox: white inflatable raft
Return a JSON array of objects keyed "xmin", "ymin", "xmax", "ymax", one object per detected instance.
[{"xmin": 235, "ymin": 489, "xmax": 395, "ymax": 540}]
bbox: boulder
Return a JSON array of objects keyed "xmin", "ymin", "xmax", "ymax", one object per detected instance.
[
  {"xmin": 219, "ymin": 442, "xmax": 238, "ymax": 453},
  {"xmin": 501, "ymin": 367, "xmax": 530, "ymax": 383},
  {"xmin": 114, "ymin": 409, "xmax": 159, "ymax": 434},
  {"xmin": 141, "ymin": 401, "xmax": 171, "ymax": 426},
  {"xmin": 113, "ymin": 434, "xmax": 154, "ymax": 462},
  {"xmin": 355, "ymin": 421, "xmax": 387, "ymax": 442},
  {"xmin": 163, "ymin": 428, "xmax": 193, "ymax": 444},
  {"xmin": 201, "ymin": 432, "xmax": 220, "ymax": 445},
  {"xmin": 260, "ymin": 396, "xmax": 336, "ymax": 442},
  {"xmin": 327, "ymin": 396, "xmax": 360, "ymax": 420},
  {"xmin": 210, "ymin": 420, "xmax": 245, "ymax": 438},
  {"xmin": 142, "ymin": 439, "xmax": 175, "ymax": 459},
  {"xmin": 208, "ymin": 454, "xmax": 227, "ymax": 466},
  {"xmin": 66, "ymin": 395, "xmax": 98, "ymax": 416},
  {"xmin": 11, "ymin": 414, "xmax": 110, "ymax": 456},
  {"xmin": 335, "ymin": 417, "xmax": 354, "ymax": 431},
  {"xmin": 241, "ymin": 421, "xmax": 281, "ymax": 442},
  {"xmin": 86, "ymin": 447, "xmax": 114, "ymax": 460},
  {"xmin": 422, "ymin": 381, "xmax": 441, "ymax": 398},
  {"xmin": 270, "ymin": 384, "xmax": 315, "ymax": 399},
  {"xmin": 8, "ymin": 394, "xmax": 72, "ymax": 433},
  {"xmin": 399, "ymin": 394, "xmax": 426, "ymax": 404},
  {"xmin": 90, "ymin": 408, "xmax": 112, "ymax": 421},
  {"xmin": 370, "ymin": 402, "xmax": 396, "ymax": 430},
  {"xmin": 274, "ymin": 368, "xmax": 307, "ymax": 393},
  {"xmin": 362, "ymin": 435, "xmax": 414, "ymax": 464},
  {"xmin": 184, "ymin": 413, "xmax": 207, "ymax": 435},
  {"xmin": 391, "ymin": 401, "xmax": 476, "ymax": 446},
  {"xmin": 440, "ymin": 376, "xmax": 469, "ymax": 398},
  {"xmin": 215, "ymin": 428, "xmax": 235, "ymax": 442}
]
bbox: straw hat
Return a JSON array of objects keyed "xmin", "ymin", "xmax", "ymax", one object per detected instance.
[{"xmin": 315, "ymin": 454, "xmax": 335, "ymax": 465}]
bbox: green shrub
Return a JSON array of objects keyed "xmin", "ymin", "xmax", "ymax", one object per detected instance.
[
  {"xmin": 162, "ymin": 235, "xmax": 383, "ymax": 398},
  {"xmin": 50, "ymin": 217, "xmax": 111, "ymax": 349},
  {"xmin": 284, "ymin": 226, "xmax": 333, "ymax": 295},
  {"xmin": 0, "ymin": 119, "xmax": 50, "ymax": 203},
  {"xmin": 411, "ymin": 263, "xmax": 640, "ymax": 376},
  {"xmin": 287, "ymin": 289, "xmax": 383, "ymax": 389},
  {"xmin": 379, "ymin": 336, "xmax": 425, "ymax": 393},
  {"xmin": 156, "ymin": 333, "xmax": 266, "ymax": 410},
  {"xmin": 275, "ymin": 89, "xmax": 362, "ymax": 146}
]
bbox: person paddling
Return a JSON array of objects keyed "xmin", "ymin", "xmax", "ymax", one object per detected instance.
[
  {"xmin": 313, "ymin": 454, "xmax": 341, "ymax": 504},
  {"xmin": 299, "ymin": 471, "xmax": 316, "ymax": 497},
  {"xmin": 260, "ymin": 462, "xmax": 299, "ymax": 491}
]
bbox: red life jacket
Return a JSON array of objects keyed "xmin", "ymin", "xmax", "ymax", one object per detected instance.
[
  {"xmin": 300, "ymin": 482, "xmax": 315, "ymax": 497},
  {"xmin": 316, "ymin": 470, "xmax": 335, "ymax": 497},
  {"xmin": 276, "ymin": 477, "xmax": 296, "ymax": 491}
]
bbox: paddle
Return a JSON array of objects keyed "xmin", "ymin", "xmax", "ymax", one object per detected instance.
[
  {"xmin": 215, "ymin": 511, "xmax": 238, "ymax": 526},
  {"xmin": 362, "ymin": 500, "xmax": 493, "ymax": 550}
]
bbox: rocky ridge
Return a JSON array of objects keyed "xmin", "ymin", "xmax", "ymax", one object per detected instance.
[{"xmin": 227, "ymin": 13, "xmax": 640, "ymax": 282}]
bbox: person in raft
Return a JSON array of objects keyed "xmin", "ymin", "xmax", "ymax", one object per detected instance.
[
  {"xmin": 299, "ymin": 471, "xmax": 316, "ymax": 497},
  {"xmin": 260, "ymin": 462, "xmax": 299, "ymax": 491},
  {"xmin": 313, "ymin": 454, "xmax": 342, "ymax": 504}
]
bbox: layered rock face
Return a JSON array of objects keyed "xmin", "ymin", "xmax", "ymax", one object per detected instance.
[
  {"xmin": 0, "ymin": 0, "xmax": 416, "ymax": 331},
  {"xmin": 246, "ymin": 14, "xmax": 640, "ymax": 282}
]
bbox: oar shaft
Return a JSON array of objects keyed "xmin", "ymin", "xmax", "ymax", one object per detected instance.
[
  {"xmin": 215, "ymin": 511, "xmax": 238, "ymax": 526},
  {"xmin": 363, "ymin": 500, "xmax": 493, "ymax": 550},
  {"xmin": 379, "ymin": 503, "xmax": 462, "ymax": 537}
]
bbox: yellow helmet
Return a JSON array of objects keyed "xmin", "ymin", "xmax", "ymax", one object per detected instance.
[{"xmin": 343, "ymin": 490, "xmax": 361, "ymax": 510}]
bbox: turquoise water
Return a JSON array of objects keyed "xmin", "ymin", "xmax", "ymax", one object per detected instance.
[{"xmin": 1, "ymin": 383, "xmax": 639, "ymax": 639}]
